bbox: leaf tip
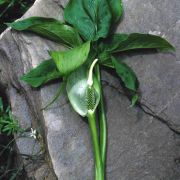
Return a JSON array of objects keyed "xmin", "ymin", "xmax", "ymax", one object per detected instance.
[
  {"xmin": 5, "ymin": 22, "xmax": 11, "ymax": 27},
  {"xmin": 130, "ymin": 94, "xmax": 139, "ymax": 107},
  {"xmin": 48, "ymin": 50, "xmax": 55, "ymax": 59}
]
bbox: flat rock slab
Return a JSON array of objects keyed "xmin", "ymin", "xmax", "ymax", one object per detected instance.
[{"xmin": 0, "ymin": 0, "xmax": 180, "ymax": 179}]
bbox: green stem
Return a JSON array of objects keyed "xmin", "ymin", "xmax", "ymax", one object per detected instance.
[
  {"xmin": 95, "ymin": 64, "xmax": 107, "ymax": 170},
  {"xmin": 87, "ymin": 111, "xmax": 104, "ymax": 180}
]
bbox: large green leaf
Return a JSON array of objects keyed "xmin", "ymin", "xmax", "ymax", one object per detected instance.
[
  {"xmin": 49, "ymin": 41, "xmax": 90, "ymax": 75},
  {"xmin": 112, "ymin": 57, "xmax": 139, "ymax": 91},
  {"xmin": 99, "ymin": 33, "xmax": 175, "ymax": 68},
  {"xmin": 104, "ymin": 33, "xmax": 175, "ymax": 53},
  {"xmin": 99, "ymin": 33, "xmax": 175, "ymax": 53},
  {"xmin": 99, "ymin": 33, "xmax": 128, "ymax": 52},
  {"xmin": 108, "ymin": 0, "xmax": 123, "ymax": 24},
  {"xmin": 21, "ymin": 59, "xmax": 60, "ymax": 88},
  {"xmin": 64, "ymin": 0, "xmax": 112, "ymax": 41},
  {"xmin": 66, "ymin": 65, "xmax": 100, "ymax": 117},
  {"xmin": 7, "ymin": 17, "xmax": 82, "ymax": 47}
]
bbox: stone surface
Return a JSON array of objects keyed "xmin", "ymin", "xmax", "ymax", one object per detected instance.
[
  {"xmin": 0, "ymin": 0, "xmax": 180, "ymax": 179},
  {"xmin": 34, "ymin": 164, "xmax": 57, "ymax": 180}
]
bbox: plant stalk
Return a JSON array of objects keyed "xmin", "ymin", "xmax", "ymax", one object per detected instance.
[
  {"xmin": 95, "ymin": 64, "xmax": 107, "ymax": 171},
  {"xmin": 87, "ymin": 111, "xmax": 104, "ymax": 180}
]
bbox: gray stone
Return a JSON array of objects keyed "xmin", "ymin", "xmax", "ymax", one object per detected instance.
[
  {"xmin": 0, "ymin": 0, "xmax": 180, "ymax": 179},
  {"xmin": 16, "ymin": 134, "xmax": 41, "ymax": 156},
  {"xmin": 34, "ymin": 164, "xmax": 57, "ymax": 180}
]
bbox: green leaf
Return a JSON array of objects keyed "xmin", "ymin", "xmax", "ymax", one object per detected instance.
[
  {"xmin": 108, "ymin": 0, "xmax": 123, "ymax": 24},
  {"xmin": 99, "ymin": 33, "xmax": 128, "ymax": 52},
  {"xmin": 66, "ymin": 65, "xmax": 100, "ymax": 117},
  {"xmin": 98, "ymin": 51, "xmax": 111, "ymax": 62},
  {"xmin": 64, "ymin": 0, "xmax": 112, "ymax": 41},
  {"xmin": 0, "ymin": 0, "xmax": 7, "ymax": 5},
  {"xmin": 21, "ymin": 59, "xmax": 60, "ymax": 88},
  {"xmin": 49, "ymin": 41, "xmax": 90, "ymax": 75},
  {"xmin": 112, "ymin": 57, "xmax": 139, "ymax": 91},
  {"xmin": 98, "ymin": 52, "xmax": 114, "ymax": 68},
  {"xmin": 105, "ymin": 33, "xmax": 175, "ymax": 53},
  {"xmin": 7, "ymin": 17, "xmax": 82, "ymax": 47},
  {"xmin": 130, "ymin": 94, "xmax": 139, "ymax": 107}
]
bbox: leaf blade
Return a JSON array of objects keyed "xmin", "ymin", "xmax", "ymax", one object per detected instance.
[
  {"xmin": 99, "ymin": 33, "xmax": 129, "ymax": 52},
  {"xmin": 109, "ymin": 33, "xmax": 175, "ymax": 53},
  {"xmin": 112, "ymin": 56, "xmax": 139, "ymax": 91},
  {"xmin": 108, "ymin": 0, "xmax": 123, "ymax": 24},
  {"xmin": 7, "ymin": 17, "xmax": 82, "ymax": 47},
  {"xmin": 64, "ymin": 0, "xmax": 112, "ymax": 41},
  {"xmin": 21, "ymin": 59, "xmax": 60, "ymax": 88},
  {"xmin": 49, "ymin": 41, "xmax": 90, "ymax": 75}
]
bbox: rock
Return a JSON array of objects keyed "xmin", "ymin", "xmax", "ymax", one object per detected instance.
[
  {"xmin": 0, "ymin": 0, "xmax": 180, "ymax": 179},
  {"xmin": 34, "ymin": 164, "xmax": 57, "ymax": 180}
]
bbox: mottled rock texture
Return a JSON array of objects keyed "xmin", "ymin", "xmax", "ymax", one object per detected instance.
[{"xmin": 0, "ymin": 0, "xmax": 180, "ymax": 179}]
